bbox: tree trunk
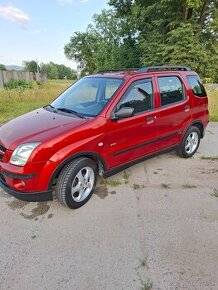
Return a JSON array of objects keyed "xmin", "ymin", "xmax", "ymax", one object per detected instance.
[
  {"xmin": 199, "ymin": 0, "xmax": 210, "ymax": 26},
  {"xmin": 187, "ymin": 8, "xmax": 193, "ymax": 20},
  {"xmin": 182, "ymin": 3, "xmax": 188, "ymax": 20}
]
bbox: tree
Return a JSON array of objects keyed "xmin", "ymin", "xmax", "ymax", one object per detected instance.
[
  {"xmin": 64, "ymin": 9, "xmax": 140, "ymax": 74},
  {"xmin": 40, "ymin": 62, "xmax": 77, "ymax": 80},
  {"xmin": 65, "ymin": 31, "xmax": 99, "ymax": 74},
  {"xmin": 64, "ymin": 1, "xmax": 217, "ymax": 80},
  {"xmin": 41, "ymin": 62, "xmax": 59, "ymax": 79},
  {"xmin": 0, "ymin": 64, "xmax": 6, "ymax": 71},
  {"xmin": 109, "ymin": 0, "xmax": 218, "ymax": 81},
  {"xmin": 56, "ymin": 64, "xmax": 77, "ymax": 79},
  {"xmin": 24, "ymin": 60, "xmax": 39, "ymax": 73}
]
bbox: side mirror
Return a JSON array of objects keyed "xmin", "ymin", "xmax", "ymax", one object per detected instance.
[{"xmin": 111, "ymin": 107, "xmax": 134, "ymax": 120}]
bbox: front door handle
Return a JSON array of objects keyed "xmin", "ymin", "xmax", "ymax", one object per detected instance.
[
  {"xmin": 146, "ymin": 116, "xmax": 157, "ymax": 124},
  {"xmin": 184, "ymin": 105, "xmax": 190, "ymax": 112}
]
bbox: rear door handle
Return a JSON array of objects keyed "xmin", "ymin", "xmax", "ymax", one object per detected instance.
[
  {"xmin": 146, "ymin": 116, "xmax": 157, "ymax": 124},
  {"xmin": 184, "ymin": 105, "xmax": 190, "ymax": 112}
]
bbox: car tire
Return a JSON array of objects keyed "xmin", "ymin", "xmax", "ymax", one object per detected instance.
[
  {"xmin": 56, "ymin": 157, "xmax": 97, "ymax": 209},
  {"xmin": 176, "ymin": 126, "xmax": 201, "ymax": 158}
]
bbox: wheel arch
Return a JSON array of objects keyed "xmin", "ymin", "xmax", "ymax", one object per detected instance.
[
  {"xmin": 48, "ymin": 152, "xmax": 107, "ymax": 190},
  {"xmin": 190, "ymin": 120, "xmax": 204, "ymax": 138}
]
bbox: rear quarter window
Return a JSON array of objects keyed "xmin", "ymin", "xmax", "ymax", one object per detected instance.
[{"xmin": 186, "ymin": 75, "xmax": 207, "ymax": 97}]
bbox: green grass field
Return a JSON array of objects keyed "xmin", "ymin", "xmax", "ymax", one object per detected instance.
[
  {"xmin": 208, "ymin": 88, "xmax": 218, "ymax": 122},
  {"xmin": 0, "ymin": 80, "xmax": 73, "ymax": 124},
  {"xmin": 0, "ymin": 80, "xmax": 217, "ymax": 124}
]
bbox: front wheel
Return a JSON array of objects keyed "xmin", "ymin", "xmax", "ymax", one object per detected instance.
[
  {"xmin": 176, "ymin": 126, "xmax": 201, "ymax": 158},
  {"xmin": 56, "ymin": 157, "xmax": 97, "ymax": 209}
]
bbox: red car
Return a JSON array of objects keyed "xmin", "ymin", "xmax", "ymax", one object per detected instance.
[{"xmin": 0, "ymin": 66, "xmax": 209, "ymax": 208}]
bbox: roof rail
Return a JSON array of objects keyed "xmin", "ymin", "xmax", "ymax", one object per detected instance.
[
  {"xmin": 96, "ymin": 68, "xmax": 138, "ymax": 74},
  {"xmin": 138, "ymin": 66, "xmax": 191, "ymax": 72}
]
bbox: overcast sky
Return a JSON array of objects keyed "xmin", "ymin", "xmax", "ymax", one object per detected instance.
[{"xmin": 0, "ymin": 0, "xmax": 108, "ymax": 69}]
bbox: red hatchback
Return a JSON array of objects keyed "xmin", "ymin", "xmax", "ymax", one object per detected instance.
[{"xmin": 0, "ymin": 66, "xmax": 209, "ymax": 208}]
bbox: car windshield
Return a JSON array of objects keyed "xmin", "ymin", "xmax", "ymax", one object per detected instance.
[{"xmin": 50, "ymin": 77, "xmax": 123, "ymax": 117}]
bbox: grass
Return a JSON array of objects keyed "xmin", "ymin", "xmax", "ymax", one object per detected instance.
[
  {"xmin": 100, "ymin": 179, "xmax": 122, "ymax": 187},
  {"xmin": 136, "ymin": 258, "xmax": 153, "ymax": 290},
  {"xmin": 133, "ymin": 183, "xmax": 141, "ymax": 190},
  {"xmin": 0, "ymin": 80, "xmax": 73, "ymax": 124},
  {"xmin": 182, "ymin": 183, "xmax": 197, "ymax": 189},
  {"xmin": 122, "ymin": 170, "xmax": 130, "ymax": 184},
  {"xmin": 201, "ymin": 156, "xmax": 218, "ymax": 161},
  {"xmin": 212, "ymin": 188, "xmax": 218, "ymax": 198},
  {"xmin": 140, "ymin": 258, "xmax": 148, "ymax": 268},
  {"xmin": 207, "ymin": 88, "xmax": 218, "ymax": 122},
  {"xmin": 0, "ymin": 81, "xmax": 217, "ymax": 124},
  {"xmin": 141, "ymin": 281, "xmax": 153, "ymax": 290},
  {"xmin": 161, "ymin": 183, "xmax": 171, "ymax": 189}
]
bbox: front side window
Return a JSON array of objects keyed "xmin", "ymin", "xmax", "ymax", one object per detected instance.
[
  {"xmin": 158, "ymin": 76, "xmax": 185, "ymax": 106},
  {"xmin": 51, "ymin": 77, "xmax": 123, "ymax": 117},
  {"xmin": 117, "ymin": 79, "xmax": 153, "ymax": 115},
  {"xmin": 186, "ymin": 75, "xmax": 207, "ymax": 97}
]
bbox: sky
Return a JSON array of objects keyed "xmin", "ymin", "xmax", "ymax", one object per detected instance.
[{"xmin": 0, "ymin": 0, "xmax": 109, "ymax": 69}]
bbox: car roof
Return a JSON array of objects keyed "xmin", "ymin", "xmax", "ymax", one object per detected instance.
[{"xmin": 89, "ymin": 66, "xmax": 196, "ymax": 80}]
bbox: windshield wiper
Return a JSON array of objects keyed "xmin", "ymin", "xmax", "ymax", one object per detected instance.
[{"xmin": 56, "ymin": 107, "xmax": 86, "ymax": 119}]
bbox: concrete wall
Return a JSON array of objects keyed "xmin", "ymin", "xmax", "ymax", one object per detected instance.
[{"xmin": 0, "ymin": 71, "xmax": 47, "ymax": 89}]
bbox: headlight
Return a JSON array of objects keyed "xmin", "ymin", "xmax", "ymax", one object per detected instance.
[{"xmin": 10, "ymin": 142, "xmax": 41, "ymax": 166}]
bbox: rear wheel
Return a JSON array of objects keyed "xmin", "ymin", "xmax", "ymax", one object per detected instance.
[
  {"xmin": 176, "ymin": 126, "xmax": 201, "ymax": 158},
  {"xmin": 56, "ymin": 157, "xmax": 97, "ymax": 209}
]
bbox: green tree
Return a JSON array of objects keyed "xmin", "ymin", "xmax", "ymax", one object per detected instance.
[
  {"xmin": 40, "ymin": 62, "xmax": 76, "ymax": 80},
  {"xmin": 57, "ymin": 64, "xmax": 77, "ymax": 79},
  {"xmin": 64, "ymin": 9, "xmax": 140, "ymax": 74},
  {"xmin": 65, "ymin": 31, "xmax": 99, "ymax": 74},
  {"xmin": 24, "ymin": 60, "xmax": 39, "ymax": 73},
  {"xmin": 41, "ymin": 62, "xmax": 59, "ymax": 79},
  {"xmin": 109, "ymin": 0, "xmax": 218, "ymax": 81},
  {"xmin": 65, "ymin": 0, "xmax": 217, "ymax": 80},
  {"xmin": 0, "ymin": 64, "xmax": 6, "ymax": 71}
]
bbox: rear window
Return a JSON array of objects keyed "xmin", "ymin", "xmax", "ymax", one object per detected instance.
[{"xmin": 186, "ymin": 75, "xmax": 207, "ymax": 97}]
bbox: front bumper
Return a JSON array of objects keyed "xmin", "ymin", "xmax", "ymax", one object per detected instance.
[
  {"xmin": 0, "ymin": 177, "xmax": 53, "ymax": 201},
  {"xmin": 0, "ymin": 157, "xmax": 58, "ymax": 201}
]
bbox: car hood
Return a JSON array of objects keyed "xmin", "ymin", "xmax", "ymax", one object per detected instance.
[{"xmin": 0, "ymin": 108, "xmax": 88, "ymax": 150}]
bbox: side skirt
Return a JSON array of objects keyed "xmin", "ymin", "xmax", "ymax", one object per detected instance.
[{"xmin": 103, "ymin": 145, "xmax": 178, "ymax": 178}]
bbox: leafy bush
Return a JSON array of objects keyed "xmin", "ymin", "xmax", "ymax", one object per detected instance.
[{"xmin": 4, "ymin": 79, "xmax": 33, "ymax": 90}]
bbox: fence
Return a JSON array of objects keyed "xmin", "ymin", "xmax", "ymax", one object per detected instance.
[{"xmin": 0, "ymin": 70, "xmax": 47, "ymax": 89}]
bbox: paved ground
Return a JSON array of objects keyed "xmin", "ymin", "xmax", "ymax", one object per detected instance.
[{"xmin": 0, "ymin": 123, "xmax": 218, "ymax": 290}]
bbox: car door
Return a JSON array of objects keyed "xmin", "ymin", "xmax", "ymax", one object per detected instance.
[
  {"xmin": 106, "ymin": 77, "xmax": 158, "ymax": 169},
  {"xmin": 154, "ymin": 74, "xmax": 192, "ymax": 150}
]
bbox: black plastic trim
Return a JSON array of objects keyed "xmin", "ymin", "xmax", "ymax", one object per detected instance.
[
  {"xmin": 190, "ymin": 120, "xmax": 205, "ymax": 138},
  {"xmin": 0, "ymin": 179, "xmax": 53, "ymax": 202},
  {"xmin": 0, "ymin": 144, "xmax": 6, "ymax": 153},
  {"xmin": 1, "ymin": 170, "xmax": 36, "ymax": 180},
  {"xmin": 139, "ymin": 66, "xmax": 191, "ymax": 73},
  {"xmin": 113, "ymin": 131, "xmax": 182, "ymax": 156},
  {"xmin": 104, "ymin": 145, "xmax": 178, "ymax": 178}
]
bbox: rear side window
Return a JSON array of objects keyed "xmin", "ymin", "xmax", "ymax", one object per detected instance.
[
  {"xmin": 186, "ymin": 75, "xmax": 207, "ymax": 97},
  {"xmin": 158, "ymin": 76, "xmax": 185, "ymax": 106}
]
